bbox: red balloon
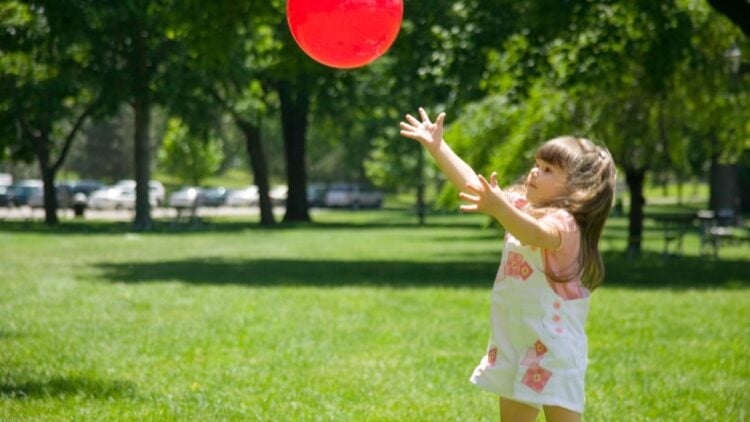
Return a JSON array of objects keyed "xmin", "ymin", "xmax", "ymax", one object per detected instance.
[{"xmin": 287, "ymin": 0, "xmax": 403, "ymax": 69}]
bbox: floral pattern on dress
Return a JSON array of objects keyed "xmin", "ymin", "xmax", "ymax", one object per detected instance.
[
  {"xmin": 487, "ymin": 347, "xmax": 497, "ymax": 366},
  {"xmin": 522, "ymin": 363, "xmax": 552, "ymax": 393},
  {"xmin": 519, "ymin": 340, "xmax": 553, "ymax": 393},
  {"xmin": 521, "ymin": 340, "xmax": 548, "ymax": 365},
  {"xmin": 504, "ymin": 251, "xmax": 534, "ymax": 281}
]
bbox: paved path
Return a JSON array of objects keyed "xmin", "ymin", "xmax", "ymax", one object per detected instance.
[{"xmin": 0, "ymin": 205, "xmax": 291, "ymax": 222}]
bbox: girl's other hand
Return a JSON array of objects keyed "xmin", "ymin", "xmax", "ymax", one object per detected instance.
[
  {"xmin": 459, "ymin": 172, "xmax": 505, "ymax": 216},
  {"xmin": 399, "ymin": 107, "xmax": 446, "ymax": 150}
]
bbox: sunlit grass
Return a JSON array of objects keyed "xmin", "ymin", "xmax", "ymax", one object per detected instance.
[{"xmin": 1, "ymin": 210, "xmax": 748, "ymax": 420}]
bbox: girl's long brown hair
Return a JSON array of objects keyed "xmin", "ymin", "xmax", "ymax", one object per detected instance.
[{"xmin": 510, "ymin": 137, "xmax": 617, "ymax": 291}]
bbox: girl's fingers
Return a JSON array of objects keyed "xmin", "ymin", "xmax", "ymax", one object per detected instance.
[
  {"xmin": 400, "ymin": 130, "xmax": 417, "ymax": 139},
  {"xmin": 418, "ymin": 107, "xmax": 431, "ymax": 123},
  {"xmin": 400, "ymin": 122, "xmax": 415, "ymax": 131},
  {"xmin": 460, "ymin": 204, "xmax": 478, "ymax": 213},
  {"xmin": 458, "ymin": 192, "xmax": 479, "ymax": 203},
  {"xmin": 400, "ymin": 131, "xmax": 423, "ymax": 141},
  {"xmin": 405, "ymin": 114, "xmax": 420, "ymax": 126},
  {"xmin": 490, "ymin": 171, "xmax": 498, "ymax": 187},
  {"xmin": 464, "ymin": 182, "xmax": 483, "ymax": 195},
  {"xmin": 435, "ymin": 112, "xmax": 446, "ymax": 127},
  {"xmin": 478, "ymin": 174, "xmax": 491, "ymax": 189}
]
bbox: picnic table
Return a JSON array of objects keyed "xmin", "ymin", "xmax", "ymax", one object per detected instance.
[
  {"xmin": 649, "ymin": 212, "xmax": 698, "ymax": 257},
  {"xmin": 648, "ymin": 209, "xmax": 749, "ymax": 258},
  {"xmin": 696, "ymin": 210, "xmax": 750, "ymax": 258}
]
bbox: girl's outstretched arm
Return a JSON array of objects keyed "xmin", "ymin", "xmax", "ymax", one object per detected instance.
[
  {"xmin": 460, "ymin": 175, "xmax": 562, "ymax": 250},
  {"xmin": 399, "ymin": 107, "xmax": 480, "ymax": 191}
]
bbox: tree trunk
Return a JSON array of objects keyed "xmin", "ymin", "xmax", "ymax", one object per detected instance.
[
  {"xmin": 624, "ymin": 166, "xmax": 646, "ymax": 255},
  {"xmin": 35, "ymin": 142, "xmax": 59, "ymax": 225},
  {"xmin": 416, "ymin": 147, "xmax": 425, "ymax": 225},
  {"xmin": 131, "ymin": 19, "xmax": 153, "ymax": 231},
  {"xmin": 709, "ymin": 153, "xmax": 739, "ymax": 214},
  {"xmin": 278, "ymin": 81, "xmax": 310, "ymax": 222},
  {"xmin": 240, "ymin": 121, "xmax": 275, "ymax": 226},
  {"xmin": 133, "ymin": 97, "xmax": 152, "ymax": 231},
  {"xmin": 26, "ymin": 100, "xmax": 95, "ymax": 226}
]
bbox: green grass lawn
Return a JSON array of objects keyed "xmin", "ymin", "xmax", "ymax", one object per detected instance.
[{"xmin": 1, "ymin": 209, "xmax": 748, "ymax": 420}]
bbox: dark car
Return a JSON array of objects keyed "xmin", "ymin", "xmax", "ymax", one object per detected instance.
[
  {"xmin": 52, "ymin": 180, "xmax": 106, "ymax": 208},
  {"xmin": 70, "ymin": 180, "xmax": 106, "ymax": 197},
  {"xmin": 7, "ymin": 180, "xmax": 43, "ymax": 206},
  {"xmin": 0, "ymin": 185, "xmax": 10, "ymax": 207},
  {"xmin": 199, "ymin": 187, "xmax": 228, "ymax": 207},
  {"xmin": 307, "ymin": 184, "xmax": 328, "ymax": 207}
]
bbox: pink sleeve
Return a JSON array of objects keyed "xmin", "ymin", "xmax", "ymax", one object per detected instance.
[
  {"xmin": 505, "ymin": 191, "xmax": 528, "ymax": 210},
  {"xmin": 541, "ymin": 209, "xmax": 589, "ymax": 300},
  {"xmin": 541, "ymin": 209, "xmax": 579, "ymax": 252}
]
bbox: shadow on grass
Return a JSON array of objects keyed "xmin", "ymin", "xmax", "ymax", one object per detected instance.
[
  {"xmin": 0, "ymin": 216, "xmax": 482, "ymax": 236},
  {"xmin": 0, "ymin": 213, "xmax": 703, "ymax": 237},
  {"xmin": 602, "ymin": 251, "xmax": 749, "ymax": 289},
  {"xmin": 0, "ymin": 375, "xmax": 136, "ymax": 400},
  {"xmin": 94, "ymin": 252, "xmax": 749, "ymax": 290},
  {"xmin": 95, "ymin": 258, "xmax": 498, "ymax": 289}
]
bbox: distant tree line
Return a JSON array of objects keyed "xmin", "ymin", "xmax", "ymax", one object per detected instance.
[{"xmin": 1, "ymin": 0, "xmax": 747, "ymax": 253}]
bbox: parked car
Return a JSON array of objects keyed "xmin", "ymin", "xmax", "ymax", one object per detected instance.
[
  {"xmin": 0, "ymin": 185, "xmax": 10, "ymax": 207},
  {"xmin": 6, "ymin": 180, "xmax": 43, "ymax": 206},
  {"xmin": 88, "ymin": 186, "xmax": 130, "ymax": 210},
  {"xmin": 113, "ymin": 179, "xmax": 165, "ymax": 206},
  {"xmin": 88, "ymin": 185, "xmax": 156, "ymax": 210},
  {"xmin": 307, "ymin": 184, "xmax": 328, "ymax": 207},
  {"xmin": 226, "ymin": 186, "xmax": 259, "ymax": 207},
  {"xmin": 0, "ymin": 173, "xmax": 12, "ymax": 206},
  {"xmin": 53, "ymin": 180, "xmax": 106, "ymax": 208},
  {"xmin": 168, "ymin": 187, "xmax": 202, "ymax": 209},
  {"xmin": 269, "ymin": 185, "xmax": 288, "ymax": 206},
  {"xmin": 200, "ymin": 187, "xmax": 228, "ymax": 207},
  {"xmin": 324, "ymin": 183, "xmax": 383, "ymax": 209},
  {"xmin": 27, "ymin": 187, "xmax": 47, "ymax": 208},
  {"xmin": 27, "ymin": 182, "xmax": 72, "ymax": 209},
  {"xmin": 149, "ymin": 181, "xmax": 165, "ymax": 206},
  {"xmin": 70, "ymin": 180, "xmax": 106, "ymax": 197}
]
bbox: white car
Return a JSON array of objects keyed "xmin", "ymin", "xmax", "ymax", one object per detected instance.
[
  {"xmin": 88, "ymin": 186, "xmax": 132, "ymax": 210},
  {"xmin": 226, "ymin": 186, "xmax": 259, "ymax": 207},
  {"xmin": 114, "ymin": 180, "xmax": 165, "ymax": 206},
  {"xmin": 88, "ymin": 186, "xmax": 155, "ymax": 209},
  {"xmin": 324, "ymin": 183, "xmax": 383, "ymax": 209},
  {"xmin": 168, "ymin": 187, "xmax": 202, "ymax": 209},
  {"xmin": 269, "ymin": 185, "xmax": 288, "ymax": 206}
]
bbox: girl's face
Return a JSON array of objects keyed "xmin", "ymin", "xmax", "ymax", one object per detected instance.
[{"xmin": 526, "ymin": 159, "xmax": 569, "ymax": 204}]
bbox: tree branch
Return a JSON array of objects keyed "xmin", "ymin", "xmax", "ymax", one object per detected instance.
[
  {"xmin": 209, "ymin": 86, "xmax": 251, "ymax": 130},
  {"xmin": 52, "ymin": 97, "xmax": 99, "ymax": 172}
]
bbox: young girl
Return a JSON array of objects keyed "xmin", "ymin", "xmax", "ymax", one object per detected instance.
[{"xmin": 400, "ymin": 108, "xmax": 616, "ymax": 422}]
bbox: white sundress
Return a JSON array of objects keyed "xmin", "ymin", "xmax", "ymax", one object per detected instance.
[{"xmin": 469, "ymin": 229, "xmax": 590, "ymax": 414}]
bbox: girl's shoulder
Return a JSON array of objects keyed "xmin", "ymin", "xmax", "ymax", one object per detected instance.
[{"xmin": 541, "ymin": 207, "xmax": 579, "ymax": 233}]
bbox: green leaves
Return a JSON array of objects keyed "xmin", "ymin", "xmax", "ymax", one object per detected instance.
[{"xmin": 158, "ymin": 117, "xmax": 224, "ymax": 186}]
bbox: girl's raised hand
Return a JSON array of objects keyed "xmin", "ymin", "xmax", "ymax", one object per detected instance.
[
  {"xmin": 399, "ymin": 107, "xmax": 446, "ymax": 150},
  {"xmin": 459, "ymin": 172, "xmax": 504, "ymax": 216}
]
